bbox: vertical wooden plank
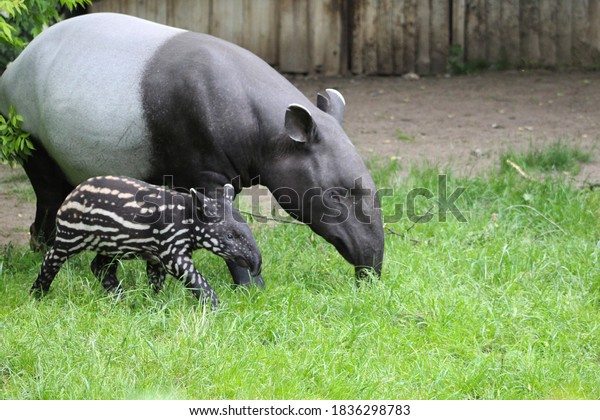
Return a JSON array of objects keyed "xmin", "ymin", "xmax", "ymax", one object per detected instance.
[
  {"xmin": 415, "ymin": 0, "xmax": 430, "ymax": 74},
  {"xmin": 402, "ymin": 0, "xmax": 417, "ymax": 73},
  {"xmin": 156, "ymin": 0, "xmax": 168, "ymax": 24},
  {"xmin": 571, "ymin": 0, "xmax": 589, "ymax": 66},
  {"xmin": 112, "ymin": 0, "xmax": 124, "ymax": 13},
  {"xmin": 316, "ymin": 0, "xmax": 343, "ymax": 75},
  {"xmin": 465, "ymin": 0, "xmax": 486, "ymax": 63},
  {"xmin": 309, "ymin": 0, "xmax": 325, "ymax": 73},
  {"xmin": 279, "ymin": 0, "xmax": 310, "ymax": 73},
  {"xmin": 338, "ymin": 0, "xmax": 350, "ymax": 75},
  {"xmin": 89, "ymin": 0, "xmax": 120, "ymax": 13},
  {"xmin": 362, "ymin": 0, "xmax": 379, "ymax": 74},
  {"xmin": 555, "ymin": 0, "xmax": 572, "ymax": 66},
  {"xmin": 211, "ymin": 0, "xmax": 245, "ymax": 45},
  {"xmin": 169, "ymin": 0, "xmax": 210, "ymax": 32},
  {"xmin": 139, "ymin": 0, "xmax": 150, "ymax": 21},
  {"xmin": 136, "ymin": 0, "xmax": 149, "ymax": 21},
  {"xmin": 539, "ymin": 0, "xmax": 557, "ymax": 67},
  {"xmin": 122, "ymin": 0, "xmax": 138, "ymax": 17},
  {"xmin": 486, "ymin": 0, "xmax": 502, "ymax": 64},
  {"xmin": 309, "ymin": 0, "xmax": 342, "ymax": 75},
  {"xmin": 377, "ymin": 0, "xmax": 394, "ymax": 74},
  {"xmin": 167, "ymin": 0, "xmax": 176, "ymax": 26},
  {"xmin": 452, "ymin": 0, "xmax": 466, "ymax": 49},
  {"xmin": 351, "ymin": 0, "xmax": 365, "ymax": 74},
  {"xmin": 500, "ymin": 0, "xmax": 520, "ymax": 66},
  {"xmin": 242, "ymin": 0, "xmax": 279, "ymax": 66},
  {"xmin": 430, "ymin": 0, "xmax": 449, "ymax": 74},
  {"xmin": 520, "ymin": 0, "xmax": 541, "ymax": 66},
  {"xmin": 392, "ymin": 0, "xmax": 405, "ymax": 73},
  {"xmin": 142, "ymin": 0, "xmax": 167, "ymax": 24},
  {"xmin": 588, "ymin": 0, "xmax": 600, "ymax": 64},
  {"xmin": 89, "ymin": 0, "xmax": 101, "ymax": 13}
]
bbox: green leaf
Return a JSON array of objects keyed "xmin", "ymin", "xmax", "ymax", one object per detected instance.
[
  {"xmin": 1, "ymin": 22, "xmax": 14, "ymax": 43},
  {"xmin": 0, "ymin": 104, "xmax": 34, "ymax": 165}
]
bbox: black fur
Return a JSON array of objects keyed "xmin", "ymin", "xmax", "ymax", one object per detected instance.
[{"xmin": 22, "ymin": 136, "xmax": 74, "ymax": 250}]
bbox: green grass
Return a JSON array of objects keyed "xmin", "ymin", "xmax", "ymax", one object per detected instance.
[
  {"xmin": 501, "ymin": 141, "xmax": 592, "ymax": 174},
  {"xmin": 395, "ymin": 129, "xmax": 413, "ymax": 142},
  {"xmin": 1, "ymin": 148, "xmax": 599, "ymax": 399}
]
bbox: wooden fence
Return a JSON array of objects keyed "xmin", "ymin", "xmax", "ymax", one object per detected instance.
[
  {"xmin": 90, "ymin": 0, "xmax": 600, "ymax": 75},
  {"xmin": 453, "ymin": 0, "xmax": 600, "ymax": 69}
]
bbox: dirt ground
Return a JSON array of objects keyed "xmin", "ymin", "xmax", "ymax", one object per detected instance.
[{"xmin": 1, "ymin": 70, "xmax": 598, "ymax": 247}]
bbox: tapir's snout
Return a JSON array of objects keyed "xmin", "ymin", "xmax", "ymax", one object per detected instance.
[
  {"xmin": 328, "ymin": 224, "xmax": 384, "ymax": 282},
  {"xmin": 233, "ymin": 253, "xmax": 262, "ymax": 278},
  {"xmin": 354, "ymin": 241, "xmax": 384, "ymax": 281},
  {"xmin": 354, "ymin": 230, "xmax": 384, "ymax": 281},
  {"xmin": 249, "ymin": 257, "xmax": 262, "ymax": 278},
  {"xmin": 313, "ymin": 180, "xmax": 385, "ymax": 281},
  {"xmin": 248, "ymin": 241, "xmax": 263, "ymax": 278}
]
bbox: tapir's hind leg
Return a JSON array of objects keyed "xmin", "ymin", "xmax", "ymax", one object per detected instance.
[
  {"xmin": 90, "ymin": 254, "xmax": 123, "ymax": 294},
  {"xmin": 31, "ymin": 247, "xmax": 69, "ymax": 296},
  {"xmin": 22, "ymin": 138, "xmax": 74, "ymax": 251}
]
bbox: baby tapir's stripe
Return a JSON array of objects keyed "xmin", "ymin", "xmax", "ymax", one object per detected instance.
[{"xmin": 31, "ymin": 175, "xmax": 262, "ymax": 308}]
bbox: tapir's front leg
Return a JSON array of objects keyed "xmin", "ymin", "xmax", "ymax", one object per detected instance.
[
  {"xmin": 146, "ymin": 261, "xmax": 166, "ymax": 293},
  {"xmin": 22, "ymin": 138, "xmax": 75, "ymax": 251},
  {"xmin": 165, "ymin": 254, "xmax": 220, "ymax": 309}
]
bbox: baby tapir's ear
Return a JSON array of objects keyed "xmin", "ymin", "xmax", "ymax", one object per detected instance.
[
  {"xmin": 223, "ymin": 184, "xmax": 235, "ymax": 203},
  {"xmin": 190, "ymin": 188, "xmax": 215, "ymax": 218},
  {"xmin": 190, "ymin": 188, "xmax": 205, "ymax": 205},
  {"xmin": 191, "ymin": 186, "xmax": 234, "ymax": 221}
]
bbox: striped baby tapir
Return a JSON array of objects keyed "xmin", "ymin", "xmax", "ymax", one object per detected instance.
[{"xmin": 31, "ymin": 175, "xmax": 262, "ymax": 308}]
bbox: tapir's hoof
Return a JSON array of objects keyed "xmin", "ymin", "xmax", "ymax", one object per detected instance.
[
  {"xmin": 29, "ymin": 224, "xmax": 51, "ymax": 253},
  {"xmin": 29, "ymin": 229, "xmax": 46, "ymax": 253},
  {"xmin": 30, "ymin": 285, "xmax": 47, "ymax": 299},
  {"xmin": 108, "ymin": 287, "xmax": 125, "ymax": 301}
]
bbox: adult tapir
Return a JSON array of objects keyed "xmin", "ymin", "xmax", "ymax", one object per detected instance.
[{"xmin": 0, "ymin": 12, "xmax": 384, "ymax": 287}]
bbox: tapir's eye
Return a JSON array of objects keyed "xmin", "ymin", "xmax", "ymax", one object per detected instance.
[
  {"xmin": 329, "ymin": 189, "xmax": 347, "ymax": 203},
  {"xmin": 226, "ymin": 233, "xmax": 234, "ymax": 240}
]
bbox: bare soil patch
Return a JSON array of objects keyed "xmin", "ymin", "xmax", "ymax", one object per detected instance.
[
  {"xmin": 293, "ymin": 70, "xmax": 599, "ymax": 179},
  {"xmin": 1, "ymin": 70, "xmax": 598, "ymax": 247}
]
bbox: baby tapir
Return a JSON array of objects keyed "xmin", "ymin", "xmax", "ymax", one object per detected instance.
[{"xmin": 31, "ymin": 175, "xmax": 262, "ymax": 308}]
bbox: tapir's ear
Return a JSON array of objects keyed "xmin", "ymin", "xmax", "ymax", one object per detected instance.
[
  {"xmin": 285, "ymin": 104, "xmax": 314, "ymax": 143},
  {"xmin": 190, "ymin": 188, "xmax": 206, "ymax": 208},
  {"xmin": 191, "ymin": 187, "xmax": 219, "ymax": 219},
  {"xmin": 223, "ymin": 184, "xmax": 235, "ymax": 203},
  {"xmin": 316, "ymin": 88, "xmax": 345, "ymax": 124}
]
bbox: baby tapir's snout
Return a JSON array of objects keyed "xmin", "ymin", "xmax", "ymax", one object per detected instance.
[{"xmin": 31, "ymin": 175, "xmax": 261, "ymax": 308}]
